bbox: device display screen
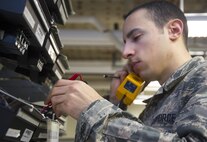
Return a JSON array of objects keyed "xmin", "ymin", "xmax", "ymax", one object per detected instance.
[{"xmin": 124, "ymin": 81, "xmax": 137, "ymax": 93}]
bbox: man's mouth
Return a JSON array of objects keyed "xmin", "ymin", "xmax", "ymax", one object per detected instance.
[
  {"xmin": 131, "ymin": 61, "xmax": 142, "ymax": 72},
  {"xmin": 131, "ymin": 60, "xmax": 141, "ymax": 66}
]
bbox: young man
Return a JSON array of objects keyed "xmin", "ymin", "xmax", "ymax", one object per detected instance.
[{"xmin": 46, "ymin": 1, "xmax": 207, "ymax": 141}]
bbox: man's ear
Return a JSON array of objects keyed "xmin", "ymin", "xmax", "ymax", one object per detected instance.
[{"xmin": 167, "ymin": 19, "xmax": 183, "ymax": 41}]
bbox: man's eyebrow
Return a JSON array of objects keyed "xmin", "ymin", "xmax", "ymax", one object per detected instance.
[{"xmin": 126, "ymin": 28, "xmax": 143, "ymax": 38}]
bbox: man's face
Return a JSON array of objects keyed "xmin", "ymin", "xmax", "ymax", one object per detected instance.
[{"xmin": 123, "ymin": 9, "xmax": 171, "ymax": 81}]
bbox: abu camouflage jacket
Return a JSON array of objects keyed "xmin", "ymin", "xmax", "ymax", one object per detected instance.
[{"xmin": 75, "ymin": 56, "xmax": 207, "ymax": 142}]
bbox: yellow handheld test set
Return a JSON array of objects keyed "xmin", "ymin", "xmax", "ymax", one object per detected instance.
[{"xmin": 116, "ymin": 72, "xmax": 145, "ymax": 105}]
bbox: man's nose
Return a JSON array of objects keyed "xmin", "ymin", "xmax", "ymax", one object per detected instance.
[{"xmin": 122, "ymin": 44, "xmax": 135, "ymax": 59}]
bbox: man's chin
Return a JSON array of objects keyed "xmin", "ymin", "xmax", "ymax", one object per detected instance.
[
  {"xmin": 134, "ymin": 71, "xmax": 149, "ymax": 82},
  {"xmin": 133, "ymin": 70, "xmax": 143, "ymax": 77}
]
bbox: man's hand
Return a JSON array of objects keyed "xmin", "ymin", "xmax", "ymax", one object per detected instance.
[
  {"xmin": 109, "ymin": 63, "xmax": 133, "ymax": 105},
  {"xmin": 45, "ymin": 79, "xmax": 103, "ymax": 119}
]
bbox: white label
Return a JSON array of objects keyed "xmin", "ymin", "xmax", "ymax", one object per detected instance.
[
  {"xmin": 48, "ymin": 45, "xmax": 56, "ymax": 63},
  {"xmin": 38, "ymin": 133, "xmax": 47, "ymax": 139},
  {"xmin": 47, "ymin": 120, "xmax": 59, "ymax": 142},
  {"xmin": 6, "ymin": 128, "xmax": 21, "ymax": 138},
  {"xmin": 35, "ymin": 24, "xmax": 45, "ymax": 46},
  {"xmin": 49, "ymin": 35, "xmax": 60, "ymax": 54},
  {"xmin": 55, "ymin": 69, "xmax": 62, "ymax": 79},
  {"xmin": 20, "ymin": 128, "xmax": 33, "ymax": 142},
  {"xmin": 24, "ymin": 7, "xmax": 35, "ymax": 29},
  {"xmin": 33, "ymin": 0, "xmax": 49, "ymax": 31}
]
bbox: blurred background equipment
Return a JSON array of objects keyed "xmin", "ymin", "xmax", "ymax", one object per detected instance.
[{"xmin": 0, "ymin": 0, "xmax": 73, "ymax": 141}]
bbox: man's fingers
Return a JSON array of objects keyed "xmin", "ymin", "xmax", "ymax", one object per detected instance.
[
  {"xmin": 45, "ymin": 80, "xmax": 80, "ymax": 104},
  {"xmin": 51, "ymin": 94, "xmax": 69, "ymax": 117}
]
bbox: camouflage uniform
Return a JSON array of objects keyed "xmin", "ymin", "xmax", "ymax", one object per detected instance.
[{"xmin": 75, "ymin": 56, "xmax": 207, "ymax": 142}]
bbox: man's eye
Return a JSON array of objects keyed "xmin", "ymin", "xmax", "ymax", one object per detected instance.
[{"xmin": 132, "ymin": 35, "xmax": 141, "ymax": 42}]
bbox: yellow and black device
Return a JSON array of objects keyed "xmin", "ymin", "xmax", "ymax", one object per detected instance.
[{"xmin": 116, "ymin": 72, "xmax": 145, "ymax": 106}]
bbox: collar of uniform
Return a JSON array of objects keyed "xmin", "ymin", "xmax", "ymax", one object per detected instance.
[
  {"xmin": 143, "ymin": 56, "xmax": 205, "ymax": 104},
  {"xmin": 161, "ymin": 56, "xmax": 204, "ymax": 93}
]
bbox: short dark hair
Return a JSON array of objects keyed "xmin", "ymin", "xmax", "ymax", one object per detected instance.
[{"xmin": 124, "ymin": 1, "xmax": 188, "ymax": 45}]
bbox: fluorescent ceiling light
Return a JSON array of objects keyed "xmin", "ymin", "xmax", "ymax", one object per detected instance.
[
  {"xmin": 186, "ymin": 13, "xmax": 207, "ymax": 37},
  {"xmin": 133, "ymin": 99, "xmax": 147, "ymax": 105},
  {"xmin": 133, "ymin": 94, "xmax": 153, "ymax": 105},
  {"xmin": 133, "ymin": 81, "xmax": 160, "ymax": 105},
  {"xmin": 189, "ymin": 51, "xmax": 204, "ymax": 55}
]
